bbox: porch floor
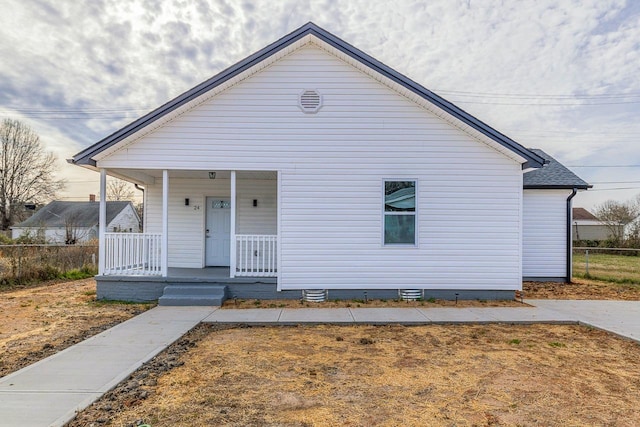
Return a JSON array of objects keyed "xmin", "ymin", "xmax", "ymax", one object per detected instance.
[
  {"xmin": 96, "ymin": 267, "xmax": 280, "ymax": 303},
  {"xmin": 100, "ymin": 267, "xmax": 277, "ymax": 284},
  {"xmin": 168, "ymin": 267, "xmax": 277, "ymax": 283}
]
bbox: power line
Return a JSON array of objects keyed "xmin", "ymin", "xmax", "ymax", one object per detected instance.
[
  {"xmin": 452, "ymin": 100, "xmax": 640, "ymax": 106},
  {"xmin": 589, "ymin": 187, "xmax": 640, "ymax": 191},
  {"xmin": 434, "ymin": 88, "xmax": 640, "ymax": 99},
  {"xmin": 567, "ymin": 165, "xmax": 640, "ymax": 168},
  {"xmin": 2, "ymin": 106, "xmax": 151, "ymax": 113},
  {"xmin": 512, "ymin": 130, "xmax": 640, "ymax": 136},
  {"xmin": 590, "ymin": 180, "xmax": 640, "ymax": 184}
]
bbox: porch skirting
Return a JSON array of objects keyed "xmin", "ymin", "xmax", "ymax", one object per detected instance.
[{"xmin": 95, "ymin": 274, "xmax": 514, "ymax": 303}]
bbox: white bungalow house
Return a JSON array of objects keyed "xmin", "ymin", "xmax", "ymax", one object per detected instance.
[
  {"xmin": 11, "ymin": 200, "xmax": 140, "ymax": 244},
  {"xmin": 572, "ymin": 207, "xmax": 620, "ymax": 242},
  {"xmin": 70, "ymin": 23, "xmax": 589, "ymax": 304}
]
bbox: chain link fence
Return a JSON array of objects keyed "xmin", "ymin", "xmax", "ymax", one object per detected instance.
[
  {"xmin": 573, "ymin": 247, "xmax": 639, "ymax": 283},
  {"xmin": 0, "ymin": 244, "xmax": 98, "ymax": 286}
]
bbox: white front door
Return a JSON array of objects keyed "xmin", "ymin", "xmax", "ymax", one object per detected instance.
[{"xmin": 205, "ymin": 198, "xmax": 231, "ymax": 266}]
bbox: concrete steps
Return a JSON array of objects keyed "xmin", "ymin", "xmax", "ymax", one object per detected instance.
[{"xmin": 158, "ymin": 285, "xmax": 227, "ymax": 306}]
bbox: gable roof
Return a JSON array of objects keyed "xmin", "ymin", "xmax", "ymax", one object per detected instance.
[
  {"xmin": 13, "ymin": 201, "xmax": 134, "ymax": 228},
  {"xmin": 523, "ymin": 149, "xmax": 591, "ymax": 189},
  {"xmin": 573, "ymin": 207, "xmax": 598, "ymax": 221},
  {"xmin": 71, "ymin": 22, "xmax": 546, "ymax": 169}
]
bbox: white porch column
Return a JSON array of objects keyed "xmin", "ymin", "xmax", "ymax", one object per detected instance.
[
  {"xmin": 230, "ymin": 170, "xmax": 236, "ymax": 278},
  {"xmin": 276, "ymin": 170, "xmax": 282, "ymax": 290},
  {"xmin": 98, "ymin": 169, "xmax": 107, "ymax": 275},
  {"xmin": 162, "ymin": 169, "xmax": 169, "ymax": 277}
]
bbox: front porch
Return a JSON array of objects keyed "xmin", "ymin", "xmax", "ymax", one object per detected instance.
[
  {"xmin": 95, "ymin": 169, "xmax": 279, "ymax": 281},
  {"xmin": 95, "ymin": 266, "xmax": 293, "ymax": 304},
  {"xmin": 102, "ymin": 233, "xmax": 278, "ymax": 278}
]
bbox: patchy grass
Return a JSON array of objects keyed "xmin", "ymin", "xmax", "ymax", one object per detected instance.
[
  {"xmin": 573, "ymin": 252, "xmax": 640, "ymax": 284},
  {"xmin": 223, "ymin": 298, "xmax": 524, "ymax": 309},
  {"xmin": 524, "ymin": 277, "xmax": 640, "ymax": 300},
  {"xmin": 71, "ymin": 324, "xmax": 640, "ymax": 426}
]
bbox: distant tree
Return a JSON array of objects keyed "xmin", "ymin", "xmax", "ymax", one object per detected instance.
[
  {"xmin": 63, "ymin": 211, "xmax": 88, "ymax": 244},
  {"xmin": 135, "ymin": 202, "xmax": 144, "ymax": 230},
  {"xmin": 107, "ymin": 178, "xmax": 135, "ymax": 201},
  {"xmin": 594, "ymin": 198, "xmax": 640, "ymax": 245},
  {"xmin": 0, "ymin": 119, "xmax": 64, "ymax": 230}
]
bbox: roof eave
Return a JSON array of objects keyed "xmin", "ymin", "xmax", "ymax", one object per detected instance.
[
  {"xmin": 524, "ymin": 184, "xmax": 592, "ymax": 190},
  {"xmin": 71, "ymin": 23, "xmax": 319, "ymax": 166},
  {"xmin": 71, "ymin": 22, "xmax": 545, "ymax": 169}
]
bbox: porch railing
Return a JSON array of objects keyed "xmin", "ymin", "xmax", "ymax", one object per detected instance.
[
  {"xmin": 235, "ymin": 234, "xmax": 277, "ymax": 277},
  {"xmin": 104, "ymin": 232, "xmax": 162, "ymax": 276}
]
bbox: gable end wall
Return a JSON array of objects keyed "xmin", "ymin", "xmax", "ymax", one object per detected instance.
[{"xmin": 101, "ymin": 45, "xmax": 524, "ymax": 290}]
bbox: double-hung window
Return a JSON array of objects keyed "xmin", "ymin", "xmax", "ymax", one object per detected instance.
[{"xmin": 383, "ymin": 180, "xmax": 416, "ymax": 245}]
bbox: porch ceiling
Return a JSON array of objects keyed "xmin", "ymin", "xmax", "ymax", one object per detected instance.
[{"xmin": 109, "ymin": 169, "xmax": 277, "ymax": 183}]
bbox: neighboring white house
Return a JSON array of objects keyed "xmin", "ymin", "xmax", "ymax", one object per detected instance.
[
  {"xmin": 11, "ymin": 201, "xmax": 140, "ymax": 244},
  {"xmin": 572, "ymin": 207, "xmax": 618, "ymax": 241},
  {"xmin": 70, "ymin": 23, "xmax": 589, "ymax": 302}
]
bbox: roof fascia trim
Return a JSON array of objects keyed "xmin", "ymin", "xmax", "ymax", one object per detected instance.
[
  {"xmin": 524, "ymin": 184, "xmax": 592, "ymax": 190},
  {"xmin": 72, "ymin": 24, "xmax": 317, "ymax": 165},
  {"xmin": 72, "ymin": 22, "xmax": 544, "ymax": 168},
  {"xmin": 303, "ymin": 27, "xmax": 544, "ymax": 168}
]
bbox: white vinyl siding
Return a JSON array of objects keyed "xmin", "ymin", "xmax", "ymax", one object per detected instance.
[
  {"xmin": 523, "ymin": 189, "xmax": 571, "ymax": 278},
  {"xmin": 108, "ymin": 205, "xmax": 140, "ymax": 233},
  {"xmin": 100, "ymin": 44, "xmax": 524, "ymax": 290},
  {"xmin": 145, "ymin": 177, "xmax": 275, "ymax": 268},
  {"xmin": 237, "ymin": 179, "xmax": 277, "ymax": 235}
]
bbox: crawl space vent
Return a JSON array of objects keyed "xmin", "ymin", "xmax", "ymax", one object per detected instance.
[{"xmin": 299, "ymin": 90, "xmax": 322, "ymax": 113}]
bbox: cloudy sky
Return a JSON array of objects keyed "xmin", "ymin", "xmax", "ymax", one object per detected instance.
[{"xmin": 1, "ymin": 0, "xmax": 639, "ymax": 209}]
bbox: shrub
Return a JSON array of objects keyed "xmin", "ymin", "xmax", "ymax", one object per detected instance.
[{"xmin": 0, "ymin": 244, "xmax": 98, "ymax": 287}]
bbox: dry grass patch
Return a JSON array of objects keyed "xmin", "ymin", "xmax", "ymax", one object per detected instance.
[
  {"xmin": 525, "ymin": 278, "xmax": 640, "ymax": 300},
  {"xmin": 223, "ymin": 298, "xmax": 524, "ymax": 309},
  {"xmin": 0, "ymin": 278, "xmax": 153, "ymax": 376},
  {"xmin": 75, "ymin": 324, "xmax": 640, "ymax": 426}
]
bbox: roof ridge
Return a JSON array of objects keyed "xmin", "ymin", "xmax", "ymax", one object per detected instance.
[{"xmin": 71, "ymin": 22, "xmax": 545, "ymax": 169}]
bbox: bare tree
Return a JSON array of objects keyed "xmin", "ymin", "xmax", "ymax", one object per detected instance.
[
  {"xmin": 63, "ymin": 212, "xmax": 88, "ymax": 244},
  {"xmin": 107, "ymin": 178, "xmax": 135, "ymax": 201},
  {"xmin": 594, "ymin": 198, "xmax": 640, "ymax": 245},
  {"xmin": 134, "ymin": 201, "xmax": 144, "ymax": 229},
  {"xmin": 0, "ymin": 119, "xmax": 65, "ymax": 229}
]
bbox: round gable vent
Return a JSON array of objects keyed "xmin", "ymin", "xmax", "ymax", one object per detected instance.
[{"xmin": 299, "ymin": 89, "xmax": 322, "ymax": 114}]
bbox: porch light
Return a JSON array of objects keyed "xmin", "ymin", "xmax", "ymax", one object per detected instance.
[{"xmin": 209, "ymin": 171, "xmax": 216, "ymax": 179}]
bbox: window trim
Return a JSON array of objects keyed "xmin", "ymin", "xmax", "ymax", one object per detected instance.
[{"xmin": 382, "ymin": 178, "xmax": 418, "ymax": 247}]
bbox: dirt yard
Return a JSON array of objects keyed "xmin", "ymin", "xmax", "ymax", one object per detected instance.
[
  {"xmin": 524, "ymin": 277, "xmax": 640, "ymax": 300},
  {"xmin": 223, "ymin": 297, "xmax": 525, "ymax": 309},
  {"xmin": 0, "ymin": 279, "xmax": 153, "ymax": 377},
  {"xmin": 4, "ymin": 276, "xmax": 640, "ymax": 425},
  {"xmin": 70, "ymin": 323, "xmax": 640, "ymax": 426}
]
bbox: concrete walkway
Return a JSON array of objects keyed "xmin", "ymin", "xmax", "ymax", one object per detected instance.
[
  {"xmin": 0, "ymin": 306, "xmax": 216, "ymax": 427},
  {"xmin": 201, "ymin": 304, "xmax": 577, "ymax": 324},
  {"xmin": 1, "ymin": 300, "xmax": 639, "ymax": 426},
  {"xmin": 528, "ymin": 300, "xmax": 640, "ymax": 342}
]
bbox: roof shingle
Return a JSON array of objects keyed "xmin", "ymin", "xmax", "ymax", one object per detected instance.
[
  {"xmin": 13, "ymin": 201, "xmax": 133, "ymax": 228},
  {"xmin": 523, "ymin": 149, "xmax": 591, "ymax": 189}
]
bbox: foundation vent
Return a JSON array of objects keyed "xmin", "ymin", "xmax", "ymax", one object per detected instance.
[
  {"xmin": 399, "ymin": 289, "xmax": 423, "ymax": 301},
  {"xmin": 299, "ymin": 90, "xmax": 322, "ymax": 113},
  {"xmin": 302, "ymin": 289, "xmax": 328, "ymax": 302}
]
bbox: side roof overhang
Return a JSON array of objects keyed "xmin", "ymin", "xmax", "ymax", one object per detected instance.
[
  {"xmin": 71, "ymin": 22, "xmax": 546, "ymax": 170},
  {"xmin": 523, "ymin": 149, "xmax": 591, "ymax": 190}
]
